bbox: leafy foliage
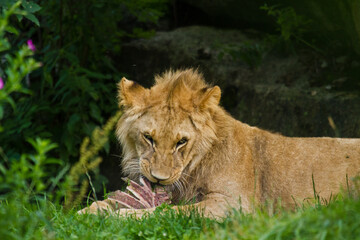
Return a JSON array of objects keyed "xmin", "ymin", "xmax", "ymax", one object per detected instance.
[
  {"xmin": 0, "ymin": 2, "xmax": 169, "ymax": 237},
  {"xmin": 261, "ymin": 5, "xmax": 311, "ymax": 43},
  {"xmin": 0, "ymin": 0, "xmax": 169, "ymax": 168},
  {"xmin": 0, "ymin": 138, "xmax": 61, "ymax": 200},
  {"xmin": 0, "ymin": 2, "xmax": 41, "ymax": 132},
  {"xmin": 64, "ymin": 111, "xmax": 123, "ymax": 210},
  {"xmin": 260, "ymin": 4, "xmax": 322, "ymax": 54},
  {"xmin": 0, "ymin": 0, "xmax": 41, "ymax": 26}
]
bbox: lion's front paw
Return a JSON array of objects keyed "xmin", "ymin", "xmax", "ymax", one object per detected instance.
[
  {"xmin": 113, "ymin": 208, "xmax": 156, "ymax": 219},
  {"xmin": 77, "ymin": 201, "xmax": 114, "ymax": 215}
]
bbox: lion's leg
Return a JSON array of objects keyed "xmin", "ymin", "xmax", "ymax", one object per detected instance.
[
  {"xmin": 110, "ymin": 200, "xmax": 228, "ymax": 219},
  {"xmin": 173, "ymin": 193, "xmax": 240, "ymax": 219},
  {"xmin": 111, "ymin": 193, "xmax": 239, "ymax": 219},
  {"xmin": 78, "ymin": 193, "xmax": 241, "ymax": 219}
]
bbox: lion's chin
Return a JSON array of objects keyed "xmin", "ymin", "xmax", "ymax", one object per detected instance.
[
  {"xmin": 142, "ymin": 174, "xmax": 158, "ymax": 184},
  {"xmin": 158, "ymin": 179, "xmax": 176, "ymax": 186},
  {"xmin": 141, "ymin": 173, "xmax": 178, "ymax": 186}
]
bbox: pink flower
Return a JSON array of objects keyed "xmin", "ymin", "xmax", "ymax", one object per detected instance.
[
  {"xmin": 0, "ymin": 77, "xmax": 4, "ymax": 89},
  {"xmin": 27, "ymin": 39, "xmax": 36, "ymax": 51}
]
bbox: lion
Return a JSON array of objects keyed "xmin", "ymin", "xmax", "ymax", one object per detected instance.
[{"xmin": 79, "ymin": 68, "xmax": 360, "ymax": 218}]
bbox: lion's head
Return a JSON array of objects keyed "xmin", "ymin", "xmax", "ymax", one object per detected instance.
[{"xmin": 116, "ymin": 69, "xmax": 221, "ymax": 193}]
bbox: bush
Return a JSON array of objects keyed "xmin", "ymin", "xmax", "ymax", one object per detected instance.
[
  {"xmin": 0, "ymin": 3, "xmax": 169, "ymax": 236},
  {"xmin": 0, "ymin": 0, "xmax": 169, "ymax": 198}
]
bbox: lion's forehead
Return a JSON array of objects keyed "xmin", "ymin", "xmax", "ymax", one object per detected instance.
[{"xmin": 136, "ymin": 107, "xmax": 193, "ymax": 139}]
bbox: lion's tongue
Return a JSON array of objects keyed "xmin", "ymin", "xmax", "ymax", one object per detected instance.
[{"xmin": 107, "ymin": 177, "xmax": 171, "ymax": 209}]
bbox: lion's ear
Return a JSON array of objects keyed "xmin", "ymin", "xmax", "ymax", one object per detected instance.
[
  {"xmin": 195, "ymin": 86, "xmax": 221, "ymax": 109},
  {"xmin": 118, "ymin": 77, "xmax": 148, "ymax": 108}
]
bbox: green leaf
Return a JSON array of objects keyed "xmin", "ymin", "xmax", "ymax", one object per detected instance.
[
  {"xmin": 77, "ymin": 67, "xmax": 111, "ymax": 80},
  {"xmin": 5, "ymin": 25, "xmax": 18, "ymax": 35},
  {"xmin": 0, "ymin": 40, "xmax": 10, "ymax": 52},
  {"xmin": 15, "ymin": 14, "xmax": 23, "ymax": 22},
  {"xmin": 26, "ymin": 138, "xmax": 37, "ymax": 150},
  {"xmin": 103, "ymin": 141, "xmax": 110, "ymax": 154},
  {"xmin": 21, "ymin": 1, "xmax": 41, "ymax": 13},
  {"xmin": 67, "ymin": 113, "xmax": 81, "ymax": 133},
  {"xmin": 43, "ymin": 158, "xmax": 62, "ymax": 165},
  {"xmin": 24, "ymin": 13, "xmax": 39, "ymax": 26},
  {"xmin": 5, "ymin": 96, "xmax": 16, "ymax": 110},
  {"xmin": 63, "ymin": 131, "xmax": 76, "ymax": 155},
  {"xmin": 89, "ymin": 102, "xmax": 103, "ymax": 123},
  {"xmin": 0, "ymin": 1, "xmax": 11, "ymax": 8},
  {"xmin": 0, "ymin": 105, "xmax": 3, "ymax": 119}
]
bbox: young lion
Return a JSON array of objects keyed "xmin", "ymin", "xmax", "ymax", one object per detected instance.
[{"xmin": 80, "ymin": 69, "xmax": 360, "ymax": 218}]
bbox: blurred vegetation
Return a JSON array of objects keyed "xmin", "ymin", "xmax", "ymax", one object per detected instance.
[{"xmin": 0, "ymin": 0, "xmax": 169, "ymax": 183}]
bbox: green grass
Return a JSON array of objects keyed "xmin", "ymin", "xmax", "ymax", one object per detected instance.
[
  {"xmin": 1, "ymin": 196, "xmax": 360, "ymax": 240},
  {"xmin": 51, "ymin": 205, "xmax": 215, "ymax": 240},
  {"xmin": 206, "ymin": 197, "xmax": 360, "ymax": 239}
]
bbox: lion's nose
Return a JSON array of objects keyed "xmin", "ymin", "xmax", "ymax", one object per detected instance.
[{"xmin": 150, "ymin": 169, "xmax": 170, "ymax": 181}]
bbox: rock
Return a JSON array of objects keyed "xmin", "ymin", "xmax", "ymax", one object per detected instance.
[{"xmin": 117, "ymin": 26, "xmax": 360, "ymax": 138}]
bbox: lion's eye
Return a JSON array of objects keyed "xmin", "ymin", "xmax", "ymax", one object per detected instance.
[
  {"xmin": 143, "ymin": 133, "xmax": 154, "ymax": 145},
  {"xmin": 176, "ymin": 137, "xmax": 188, "ymax": 148}
]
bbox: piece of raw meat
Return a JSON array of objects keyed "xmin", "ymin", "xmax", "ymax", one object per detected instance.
[{"xmin": 107, "ymin": 177, "xmax": 171, "ymax": 209}]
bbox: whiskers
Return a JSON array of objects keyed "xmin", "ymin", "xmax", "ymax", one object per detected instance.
[
  {"xmin": 171, "ymin": 180, "xmax": 185, "ymax": 200},
  {"xmin": 124, "ymin": 162, "xmax": 140, "ymax": 173},
  {"xmin": 181, "ymin": 172, "xmax": 191, "ymax": 181},
  {"xmin": 122, "ymin": 157, "xmax": 141, "ymax": 178},
  {"xmin": 170, "ymin": 173, "xmax": 190, "ymax": 201}
]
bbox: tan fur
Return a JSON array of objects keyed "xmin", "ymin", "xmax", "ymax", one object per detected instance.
[{"xmin": 79, "ymin": 69, "xmax": 360, "ymax": 218}]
